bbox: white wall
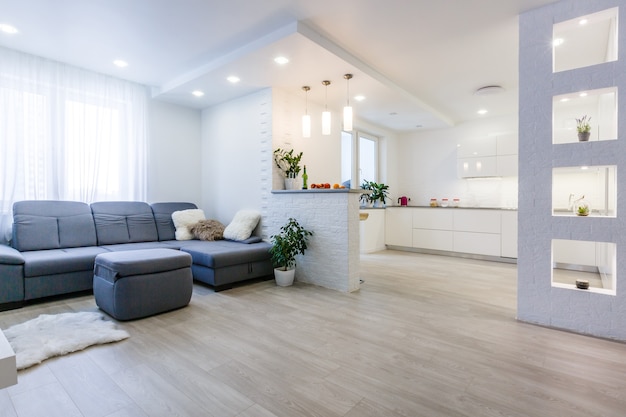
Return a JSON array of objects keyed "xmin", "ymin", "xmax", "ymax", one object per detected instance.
[
  {"xmin": 147, "ymin": 100, "xmax": 202, "ymax": 205},
  {"xmin": 201, "ymin": 89, "xmax": 271, "ymax": 225},
  {"xmin": 396, "ymin": 115, "xmax": 518, "ymax": 208}
]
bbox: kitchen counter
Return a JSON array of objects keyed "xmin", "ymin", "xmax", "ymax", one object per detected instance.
[{"xmin": 384, "ymin": 206, "xmax": 517, "ymax": 211}]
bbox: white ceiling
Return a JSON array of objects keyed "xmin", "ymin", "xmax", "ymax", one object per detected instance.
[{"xmin": 0, "ymin": 0, "xmax": 559, "ymax": 132}]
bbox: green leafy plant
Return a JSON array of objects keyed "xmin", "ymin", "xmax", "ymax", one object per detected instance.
[
  {"xmin": 577, "ymin": 205, "xmax": 590, "ymax": 216},
  {"xmin": 368, "ymin": 181, "xmax": 390, "ymax": 204},
  {"xmin": 576, "ymin": 115, "xmax": 591, "ymax": 133},
  {"xmin": 269, "ymin": 218, "xmax": 313, "ymax": 270},
  {"xmin": 273, "ymin": 148, "xmax": 303, "ymax": 178}
]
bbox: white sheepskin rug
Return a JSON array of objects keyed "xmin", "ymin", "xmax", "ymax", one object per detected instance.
[{"xmin": 3, "ymin": 311, "xmax": 129, "ymax": 370}]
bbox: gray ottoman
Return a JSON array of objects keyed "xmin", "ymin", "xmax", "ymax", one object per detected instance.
[{"xmin": 93, "ymin": 248, "xmax": 193, "ymax": 320}]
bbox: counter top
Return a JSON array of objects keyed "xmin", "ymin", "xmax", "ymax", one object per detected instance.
[
  {"xmin": 272, "ymin": 189, "xmax": 367, "ymax": 194},
  {"xmin": 371, "ymin": 205, "xmax": 518, "ymax": 211}
]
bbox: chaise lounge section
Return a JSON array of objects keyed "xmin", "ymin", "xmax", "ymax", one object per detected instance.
[{"xmin": 0, "ymin": 200, "xmax": 272, "ymax": 311}]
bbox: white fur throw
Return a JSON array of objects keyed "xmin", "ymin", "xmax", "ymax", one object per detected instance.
[
  {"xmin": 223, "ymin": 210, "xmax": 261, "ymax": 241},
  {"xmin": 172, "ymin": 209, "xmax": 206, "ymax": 240}
]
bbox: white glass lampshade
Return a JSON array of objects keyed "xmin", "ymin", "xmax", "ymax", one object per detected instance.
[
  {"xmin": 302, "ymin": 114, "xmax": 311, "ymax": 138},
  {"xmin": 343, "ymin": 106, "xmax": 353, "ymax": 131},
  {"xmin": 322, "ymin": 111, "xmax": 331, "ymax": 135}
]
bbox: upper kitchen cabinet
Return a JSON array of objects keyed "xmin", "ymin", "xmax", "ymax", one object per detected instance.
[
  {"xmin": 457, "ymin": 134, "xmax": 518, "ymax": 178},
  {"xmin": 553, "ymin": 7, "xmax": 618, "ymax": 73}
]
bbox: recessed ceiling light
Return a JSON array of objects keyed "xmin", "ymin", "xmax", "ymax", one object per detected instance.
[
  {"xmin": 113, "ymin": 59, "xmax": 128, "ymax": 68},
  {"xmin": 579, "ymin": 92, "xmax": 588, "ymax": 97},
  {"xmin": 354, "ymin": 95, "xmax": 366, "ymax": 102},
  {"xmin": 0, "ymin": 23, "xmax": 18, "ymax": 34},
  {"xmin": 274, "ymin": 56, "xmax": 289, "ymax": 65},
  {"xmin": 579, "ymin": 19, "xmax": 588, "ymax": 25},
  {"xmin": 553, "ymin": 38, "xmax": 564, "ymax": 47},
  {"xmin": 560, "ymin": 98, "xmax": 570, "ymax": 102},
  {"xmin": 192, "ymin": 90, "xmax": 204, "ymax": 97},
  {"xmin": 477, "ymin": 109, "xmax": 488, "ymax": 115},
  {"xmin": 227, "ymin": 75, "xmax": 240, "ymax": 84}
]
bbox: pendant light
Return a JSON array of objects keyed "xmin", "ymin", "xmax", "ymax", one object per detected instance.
[
  {"xmin": 321, "ymin": 80, "xmax": 331, "ymax": 135},
  {"xmin": 302, "ymin": 86, "xmax": 311, "ymax": 138},
  {"xmin": 343, "ymin": 74, "xmax": 353, "ymax": 132}
]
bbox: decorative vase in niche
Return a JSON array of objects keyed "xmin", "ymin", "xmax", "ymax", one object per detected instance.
[
  {"xmin": 578, "ymin": 131, "xmax": 590, "ymax": 142},
  {"xmin": 284, "ymin": 173, "xmax": 300, "ymax": 190}
]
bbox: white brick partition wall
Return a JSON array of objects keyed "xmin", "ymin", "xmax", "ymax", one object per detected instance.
[
  {"xmin": 518, "ymin": 0, "xmax": 626, "ymax": 340},
  {"xmin": 267, "ymin": 190, "xmax": 361, "ymax": 292}
]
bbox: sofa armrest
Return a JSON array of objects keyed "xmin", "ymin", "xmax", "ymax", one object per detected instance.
[{"xmin": 0, "ymin": 245, "xmax": 25, "ymax": 265}]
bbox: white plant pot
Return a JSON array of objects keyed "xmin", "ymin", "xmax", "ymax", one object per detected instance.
[
  {"xmin": 284, "ymin": 178, "xmax": 300, "ymax": 190},
  {"xmin": 274, "ymin": 267, "xmax": 295, "ymax": 286}
]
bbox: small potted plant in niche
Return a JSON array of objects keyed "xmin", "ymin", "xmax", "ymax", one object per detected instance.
[
  {"xmin": 269, "ymin": 218, "xmax": 313, "ymax": 286},
  {"xmin": 369, "ymin": 181, "xmax": 390, "ymax": 208},
  {"xmin": 274, "ymin": 148, "xmax": 303, "ymax": 190},
  {"xmin": 576, "ymin": 115, "xmax": 591, "ymax": 142}
]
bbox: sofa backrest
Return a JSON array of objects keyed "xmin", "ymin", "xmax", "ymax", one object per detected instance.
[
  {"xmin": 90, "ymin": 201, "xmax": 158, "ymax": 245},
  {"xmin": 12, "ymin": 200, "xmax": 97, "ymax": 251},
  {"xmin": 150, "ymin": 202, "xmax": 198, "ymax": 241}
]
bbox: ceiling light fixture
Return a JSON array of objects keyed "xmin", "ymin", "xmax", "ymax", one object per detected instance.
[
  {"xmin": 343, "ymin": 74, "xmax": 353, "ymax": 132},
  {"xmin": 579, "ymin": 92, "xmax": 588, "ymax": 97},
  {"xmin": 113, "ymin": 59, "xmax": 128, "ymax": 68},
  {"xmin": 302, "ymin": 86, "xmax": 311, "ymax": 138},
  {"xmin": 227, "ymin": 75, "xmax": 240, "ymax": 83},
  {"xmin": 477, "ymin": 109, "xmax": 488, "ymax": 115},
  {"xmin": 274, "ymin": 56, "xmax": 289, "ymax": 65},
  {"xmin": 0, "ymin": 23, "xmax": 18, "ymax": 34},
  {"xmin": 579, "ymin": 19, "xmax": 588, "ymax": 25},
  {"xmin": 321, "ymin": 80, "xmax": 331, "ymax": 136},
  {"xmin": 474, "ymin": 85, "xmax": 505, "ymax": 95},
  {"xmin": 192, "ymin": 90, "xmax": 205, "ymax": 97},
  {"xmin": 553, "ymin": 38, "xmax": 564, "ymax": 47}
]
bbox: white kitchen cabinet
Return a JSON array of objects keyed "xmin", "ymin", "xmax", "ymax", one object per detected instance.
[
  {"xmin": 454, "ymin": 209, "xmax": 501, "ymax": 233},
  {"xmin": 454, "ymin": 231, "xmax": 501, "ymax": 256},
  {"xmin": 501, "ymin": 211, "xmax": 517, "ymax": 258},
  {"xmin": 497, "ymin": 154, "xmax": 518, "ymax": 177},
  {"xmin": 457, "ymin": 136, "xmax": 497, "ymax": 158},
  {"xmin": 412, "ymin": 208, "xmax": 453, "ymax": 230},
  {"xmin": 457, "ymin": 156, "xmax": 498, "ymax": 178},
  {"xmin": 413, "ymin": 229, "xmax": 454, "ymax": 251},
  {"xmin": 385, "ymin": 208, "xmax": 412, "ymax": 247},
  {"xmin": 496, "ymin": 133, "xmax": 518, "ymax": 155},
  {"xmin": 360, "ymin": 209, "xmax": 386, "ymax": 253}
]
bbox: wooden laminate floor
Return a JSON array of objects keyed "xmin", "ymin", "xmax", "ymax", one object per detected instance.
[{"xmin": 2, "ymin": 250, "xmax": 626, "ymax": 417}]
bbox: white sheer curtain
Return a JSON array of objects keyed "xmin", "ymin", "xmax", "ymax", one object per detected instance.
[{"xmin": 0, "ymin": 47, "xmax": 148, "ymax": 243}]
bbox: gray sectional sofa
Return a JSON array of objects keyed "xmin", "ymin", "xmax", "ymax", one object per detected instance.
[{"xmin": 0, "ymin": 200, "xmax": 273, "ymax": 311}]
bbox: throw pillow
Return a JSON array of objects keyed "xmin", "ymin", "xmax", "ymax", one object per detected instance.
[
  {"xmin": 223, "ymin": 210, "xmax": 261, "ymax": 241},
  {"xmin": 190, "ymin": 219, "xmax": 225, "ymax": 241},
  {"xmin": 171, "ymin": 209, "xmax": 206, "ymax": 240}
]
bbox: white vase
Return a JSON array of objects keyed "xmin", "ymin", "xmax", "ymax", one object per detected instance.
[{"xmin": 274, "ymin": 267, "xmax": 295, "ymax": 286}]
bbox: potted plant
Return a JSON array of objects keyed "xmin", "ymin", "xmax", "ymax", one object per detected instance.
[
  {"xmin": 360, "ymin": 180, "xmax": 373, "ymax": 207},
  {"xmin": 576, "ymin": 115, "xmax": 591, "ymax": 142},
  {"xmin": 274, "ymin": 148, "xmax": 303, "ymax": 190},
  {"xmin": 269, "ymin": 218, "xmax": 313, "ymax": 286},
  {"xmin": 369, "ymin": 181, "xmax": 390, "ymax": 207}
]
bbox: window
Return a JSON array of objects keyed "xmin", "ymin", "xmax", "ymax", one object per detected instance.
[
  {"xmin": 341, "ymin": 130, "xmax": 379, "ymax": 188},
  {"xmin": 0, "ymin": 47, "xmax": 148, "ymax": 243}
]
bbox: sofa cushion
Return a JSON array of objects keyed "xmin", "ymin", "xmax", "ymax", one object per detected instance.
[
  {"xmin": 172, "ymin": 209, "xmax": 205, "ymax": 240},
  {"xmin": 151, "ymin": 202, "xmax": 198, "ymax": 241},
  {"xmin": 180, "ymin": 240, "xmax": 271, "ymax": 268},
  {"xmin": 91, "ymin": 202, "xmax": 158, "ymax": 245},
  {"xmin": 94, "ymin": 248, "xmax": 192, "ymax": 280},
  {"xmin": 12, "ymin": 201, "xmax": 97, "ymax": 251},
  {"xmin": 223, "ymin": 210, "xmax": 261, "ymax": 241},
  {"xmin": 22, "ymin": 246, "xmax": 108, "ymax": 277}
]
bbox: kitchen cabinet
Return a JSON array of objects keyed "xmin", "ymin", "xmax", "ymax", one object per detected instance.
[
  {"xmin": 360, "ymin": 209, "xmax": 386, "ymax": 253},
  {"xmin": 385, "ymin": 208, "xmax": 412, "ymax": 247},
  {"xmin": 385, "ymin": 207, "xmax": 517, "ymax": 259},
  {"xmin": 501, "ymin": 211, "xmax": 517, "ymax": 258},
  {"xmin": 457, "ymin": 134, "xmax": 518, "ymax": 178}
]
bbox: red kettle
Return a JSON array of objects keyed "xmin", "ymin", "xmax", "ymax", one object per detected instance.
[{"xmin": 398, "ymin": 196, "xmax": 410, "ymax": 206}]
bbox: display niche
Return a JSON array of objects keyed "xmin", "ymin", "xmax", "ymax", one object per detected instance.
[
  {"xmin": 552, "ymin": 239, "xmax": 616, "ymax": 295},
  {"xmin": 552, "ymin": 165, "xmax": 616, "ymax": 217},
  {"xmin": 552, "ymin": 87, "xmax": 617, "ymax": 144},
  {"xmin": 553, "ymin": 7, "xmax": 618, "ymax": 73}
]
